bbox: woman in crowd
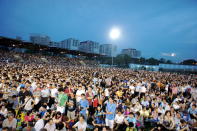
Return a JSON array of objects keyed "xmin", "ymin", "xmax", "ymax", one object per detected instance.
[{"xmin": 73, "ymin": 116, "xmax": 87, "ymax": 131}]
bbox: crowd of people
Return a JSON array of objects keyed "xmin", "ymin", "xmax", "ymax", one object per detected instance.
[
  {"xmin": 0, "ymin": 50, "xmax": 196, "ymax": 131},
  {"xmin": 0, "ymin": 50, "xmax": 99, "ymax": 66}
]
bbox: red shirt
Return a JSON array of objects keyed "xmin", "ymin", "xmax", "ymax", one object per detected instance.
[
  {"xmin": 64, "ymin": 88, "xmax": 73, "ymax": 95},
  {"xmin": 86, "ymin": 92, "xmax": 93, "ymax": 106},
  {"xmin": 93, "ymin": 98, "xmax": 98, "ymax": 107},
  {"xmin": 24, "ymin": 115, "xmax": 34, "ymax": 122}
]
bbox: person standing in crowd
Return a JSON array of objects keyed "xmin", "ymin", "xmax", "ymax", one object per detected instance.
[
  {"xmin": 79, "ymin": 94, "xmax": 89, "ymax": 120},
  {"xmin": 49, "ymin": 84, "xmax": 58, "ymax": 108},
  {"xmin": 22, "ymin": 122, "xmax": 36, "ymax": 131},
  {"xmin": 23, "ymin": 95, "xmax": 34, "ymax": 112},
  {"xmin": 114, "ymin": 111, "xmax": 125, "ymax": 130},
  {"xmin": 34, "ymin": 114, "xmax": 44, "ymax": 131},
  {"xmin": 124, "ymin": 112, "xmax": 137, "ymax": 128},
  {"xmin": 76, "ymin": 86, "xmax": 85, "ymax": 103},
  {"xmin": 44, "ymin": 118, "xmax": 56, "ymax": 131},
  {"xmin": 73, "ymin": 116, "xmax": 87, "ymax": 131},
  {"xmin": 67, "ymin": 93, "xmax": 76, "ymax": 120},
  {"xmin": 57, "ymin": 88, "xmax": 68, "ymax": 114},
  {"xmin": 41, "ymin": 85, "xmax": 50, "ymax": 104},
  {"xmin": 105, "ymin": 97, "xmax": 116, "ymax": 130},
  {"xmin": 2, "ymin": 113, "xmax": 17, "ymax": 130}
]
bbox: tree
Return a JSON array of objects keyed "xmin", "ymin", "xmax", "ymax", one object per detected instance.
[
  {"xmin": 181, "ymin": 59, "xmax": 196, "ymax": 65},
  {"xmin": 159, "ymin": 58, "xmax": 166, "ymax": 63},
  {"xmin": 166, "ymin": 60, "xmax": 172, "ymax": 64},
  {"xmin": 114, "ymin": 54, "xmax": 132, "ymax": 67},
  {"xmin": 146, "ymin": 57, "xmax": 159, "ymax": 65},
  {"xmin": 139, "ymin": 57, "xmax": 146, "ymax": 64}
]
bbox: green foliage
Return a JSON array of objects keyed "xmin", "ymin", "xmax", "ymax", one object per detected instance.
[
  {"xmin": 98, "ymin": 55, "xmax": 175, "ymax": 68},
  {"xmin": 180, "ymin": 59, "xmax": 196, "ymax": 65}
]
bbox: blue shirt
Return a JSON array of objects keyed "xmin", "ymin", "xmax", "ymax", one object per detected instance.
[
  {"xmin": 95, "ymin": 117, "xmax": 105, "ymax": 124},
  {"xmin": 126, "ymin": 116, "xmax": 136, "ymax": 124},
  {"xmin": 181, "ymin": 112, "xmax": 191, "ymax": 122},
  {"xmin": 106, "ymin": 102, "xmax": 116, "ymax": 120},
  {"xmin": 79, "ymin": 99, "xmax": 89, "ymax": 109},
  {"xmin": 188, "ymin": 108, "xmax": 197, "ymax": 115},
  {"xmin": 141, "ymin": 101, "xmax": 149, "ymax": 107}
]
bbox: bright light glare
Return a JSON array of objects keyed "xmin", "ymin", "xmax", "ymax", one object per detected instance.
[
  {"xmin": 109, "ymin": 28, "xmax": 121, "ymax": 40},
  {"xmin": 171, "ymin": 53, "xmax": 176, "ymax": 57}
]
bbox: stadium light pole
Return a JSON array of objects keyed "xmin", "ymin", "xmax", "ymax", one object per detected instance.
[{"xmin": 109, "ymin": 27, "xmax": 121, "ymax": 67}]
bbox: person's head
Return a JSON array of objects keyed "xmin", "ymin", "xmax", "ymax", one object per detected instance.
[
  {"xmin": 129, "ymin": 112, "xmax": 134, "ymax": 118},
  {"xmin": 26, "ymin": 94, "xmax": 31, "ymax": 98},
  {"xmin": 94, "ymin": 95, "xmax": 98, "ymax": 99},
  {"xmin": 78, "ymin": 86, "xmax": 82, "ymax": 90},
  {"xmin": 129, "ymin": 122, "xmax": 134, "ymax": 128},
  {"xmin": 192, "ymin": 104, "xmax": 196, "ymax": 110},
  {"xmin": 165, "ymin": 111, "xmax": 171, "ymax": 117},
  {"xmin": 20, "ymin": 87, "xmax": 24, "ymax": 91},
  {"xmin": 55, "ymin": 112, "xmax": 62, "ymax": 118},
  {"xmin": 26, "ymin": 111, "xmax": 31, "ymax": 116},
  {"xmin": 97, "ymin": 106, "xmax": 101, "ymax": 111},
  {"xmin": 70, "ymin": 93, "xmax": 74, "ymax": 98},
  {"xmin": 81, "ymin": 94, "xmax": 85, "ymax": 100},
  {"xmin": 176, "ymin": 112, "xmax": 181, "ymax": 118},
  {"xmin": 117, "ymin": 111, "xmax": 122, "ymax": 116},
  {"xmin": 35, "ymin": 114, "xmax": 42, "ymax": 120},
  {"xmin": 56, "ymin": 122, "xmax": 64, "ymax": 130},
  {"xmin": 88, "ymin": 87, "xmax": 92, "ymax": 91},
  {"xmin": 7, "ymin": 113, "xmax": 14, "ymax": 121},
  {"xmin": 2, "ymin": 127, "xmax": 9, "ymax": 131},
  {"xmin": 109, "ymin": 97, "xmax": 114, "ymax": 104},
  {"xmin": 79, "ymin": 115, "xmax": 85, "ymax": 123},
  {"xmin": 48, "ymin": 118, "xmax": 54, "ymax": 125},
  {"xmin": 1, "ymin": 105, "xmax": 6, "ymax": 109},
  {"xmin": 12, "ymin": 95, "xmax": 17, "ymax": 100},
  {"xmin": 40, "ymin": 128, "xmax": 47, "ymax": 131},
  {"xmin": 180, "ymin": 119, "xmax": 187, "ymax": 126},
  {"xmin": 58, "ymin": 87, "xmax": 64, "ymax": 93},
  {"xmin": 102, "ymin": 126, "xmax": 108, "ymax": 131},
  {"xmin": 136, "ymin": 112, "xmax": 140, "ymax": 117},
  {"xmin": 27, "ymin": 122, "xmax": 34, "ymax": 127}
]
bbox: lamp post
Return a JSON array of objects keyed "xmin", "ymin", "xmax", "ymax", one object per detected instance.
[{"xmin": 109, "ymin": 27, "xmax": 121, "ymax": 67}]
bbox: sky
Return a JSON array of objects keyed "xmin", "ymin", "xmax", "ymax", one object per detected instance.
[{"xmin": 0, "ymin": 0, "xmax": 197, "ymax": 62}]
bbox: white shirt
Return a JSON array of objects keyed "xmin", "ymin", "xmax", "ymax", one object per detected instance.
[
  {"xmin": 93, "ymin": 77, "xmax": 98, "ymax": 84},
  {"xmin": 134, "ymin": 104, "xmax": 142, "ymax": 112},
  {"xmin": 0, "ymin": 108, "xmax": 8, "ymax": 117},
  {"xmin": 129, "ymin": 86, "xmax": 135, "ymax": 94},
  {"xmin": 115, "ymin": 114, "xmax": 125, "ymax": 124},
  {"xmin": 164, "ymin": 104, "xmax": 170, "ymax": 111},
  {"xmin": 34, "ymin": 97, "xmax": 40, "ymax": 105},
  {"xmin": 135, "ymin": 86, "xmax": 140, "ymax": 92},
  {"xmin": 105, "ymin": 88, "xmax": 109, "ymax": 97},
  {"xmin": 24, "ymin": 98, "xmax": 34, "ymax": 111},
  {"xmin": 41, "ymin": 88, "xmax": 50, "ymax": 97},
  {"xmin": 76, "ymin": 89, "xmax": 85, "ymax": 102},
  {"xmin": 74, "ymin": 121, "xmax": 87, "ymax": 131},
  {"xmin": 51, "ymin": 88, "xmax": 58, "ymax": 98},
  {"xmin": 31, "ymin": 82, "xmax": 37, "ymax": 91},
  {"xmin": 34, "ymin": 119, "xmax": 44, "ymax": 131},
  {"xmin": 44, "ymin": 123, "xmax": 56, "ymax": 131},
  {"xmin": 140, "ymin": 86, "xmax": 146, "ymax": 93},
  {"xmin": 105, "ymin": 78, "xmax": 111, "ymax": 86},
  {"xmin": 173, "ymin": 103, "xmax": 180, "ymax": 110}
]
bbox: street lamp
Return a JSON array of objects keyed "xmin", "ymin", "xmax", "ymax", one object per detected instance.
[{"xmin": 109, "ymin": 27, "xmax": 121, "ymax": 66}]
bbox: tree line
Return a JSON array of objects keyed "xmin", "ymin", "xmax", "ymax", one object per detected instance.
[{"xmin": 94, "ymin": 54, "xmax": 197, "ymax": 68}]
